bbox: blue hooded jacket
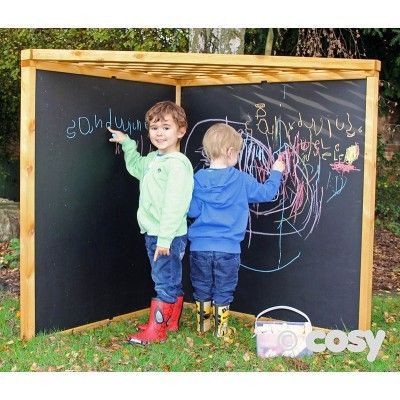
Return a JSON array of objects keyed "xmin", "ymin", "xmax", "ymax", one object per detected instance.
[{"xmin": 188, "ymin": 167, "xmax": 282, "ymax": 253}]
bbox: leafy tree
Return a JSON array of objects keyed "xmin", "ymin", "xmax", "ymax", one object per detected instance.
[{"xmin": 361, "ymin": 29, "xmax": 400, "ymax": 114}]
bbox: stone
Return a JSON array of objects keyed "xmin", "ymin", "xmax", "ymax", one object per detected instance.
[{"xmin": 0, "ymin": 198, "xmax": 19, "ymax": 242}]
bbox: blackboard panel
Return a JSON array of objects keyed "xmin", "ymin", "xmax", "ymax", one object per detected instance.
[
  {"xmin": 35, "ymin": 70, "xmax": 175, "ymax": 333},
  {"xmin": 182, "ymin": 80, "xmax": 366, "ymax": 329}
]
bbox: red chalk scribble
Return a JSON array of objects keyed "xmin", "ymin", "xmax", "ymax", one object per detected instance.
[
  {"xmin": 290, "ymin": 180, "xmax": 304, "ymax": 223},
  {"xmin": 255, "ymin": 159, "xmax": 267, "ymax": 182},
  {"xmin": 330, "ymin": 161, "xmax": 360, "ymax": 173},
  {"xmin": 239, "ymin": 131, "xmax": 322, "ymax": 241},
  {"xmin": 115, "ymin": 143, "xmax": 120, "ymax": 155}
]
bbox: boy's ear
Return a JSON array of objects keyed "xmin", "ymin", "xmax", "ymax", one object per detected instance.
[
  {"xmin": 226, "ymin": 147, "xmax": 234, "ymax": 157},
  {"xmin": 177, "ymin": 127, "xmax": 186, "ymax": 138}
]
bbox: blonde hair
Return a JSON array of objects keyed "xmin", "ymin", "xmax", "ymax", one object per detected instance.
[
  {"xmin": 202, "ymin": 123, "xmax": 243, "ymax": 160},
  {"xmin": 145, "ymin": 101, "xmax": 188, "ymax": 131}
]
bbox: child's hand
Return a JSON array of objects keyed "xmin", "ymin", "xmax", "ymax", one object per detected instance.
[
  {"xmin": 154, "ymin": 246, "xmax": 170, "ymax": 261},
  {"xmin": 272, "ymin": 154, "xmax": 286, "ymax": 173},
  {"xmin": 108, "ymin": 127, "xmax": 128, "ymax": 143}
]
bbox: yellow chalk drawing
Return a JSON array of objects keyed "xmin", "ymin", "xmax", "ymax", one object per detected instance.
[{"xmin": 344, "ymin": 143, "xmax": 359, "ymax": 164}]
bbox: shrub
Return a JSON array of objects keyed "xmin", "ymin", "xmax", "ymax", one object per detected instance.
[
  {"xmin": 375, "ymin": 134, "xmax": 400, "ymax": 236},
  {"xmin": 0, "ymin": 238, "xmax": 20, "ymax": 269}
]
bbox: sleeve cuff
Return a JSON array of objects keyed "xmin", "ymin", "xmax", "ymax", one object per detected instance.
[
  {"xmin": 156, "ymin": 237, "xmax": 172, "ymax": 249},
  {"xmin": 269, "ymin": 169, "xmax": 282, "ymax": 181}
]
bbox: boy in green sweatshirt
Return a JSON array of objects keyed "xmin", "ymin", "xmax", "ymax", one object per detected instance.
[{"xmin": 108, "ymin": 101, "xmax": 193, "ymax": 345}]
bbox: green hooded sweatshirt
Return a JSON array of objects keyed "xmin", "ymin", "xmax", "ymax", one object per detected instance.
[{"xmin": 121, "ymin": 137, "xmax": 194, "ymax": 248}]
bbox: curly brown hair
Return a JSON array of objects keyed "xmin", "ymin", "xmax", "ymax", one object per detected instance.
[{"xmin": 145, "ymin": 101, "xmax": 188, "ymax": 131}]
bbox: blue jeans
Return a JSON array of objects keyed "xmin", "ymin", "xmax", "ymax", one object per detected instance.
[
  {"xmin": 189, "ymin": 251, "xmax": 240, "ymax": 305},
  {"xmin": 144, "ymin": 234, "xmax": 187, "ymax": 303}
]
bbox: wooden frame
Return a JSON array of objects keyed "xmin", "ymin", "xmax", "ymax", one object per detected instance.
[
  {"xmin": 20, "ymin": 66, "xmax": 36, "ymax": 340},
  {"xmin": 20, "ymin": 50, "xmax": 381, "ymax": 339},
  {"xmin": 359, "ymin": 77, "xmax": 380, "ymax": 330}
]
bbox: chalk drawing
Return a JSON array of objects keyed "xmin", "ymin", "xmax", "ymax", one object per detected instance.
[{"xmin": 183, "ymin": 94, "xmax": 363, "ymax": 273}]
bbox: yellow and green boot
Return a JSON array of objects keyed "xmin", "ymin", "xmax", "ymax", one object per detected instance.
[
  {"xmin": 214, "ymin": 304, "xmax": 234, "ymax": 337},
  {"xmin": 196, "ymin": 300, "xmax": 213, "ymax": 333}
]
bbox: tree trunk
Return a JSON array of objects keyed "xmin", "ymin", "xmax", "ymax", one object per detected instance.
[
  {"xmin": 264, "ymin": 28, "xmax": 274, "ymax": 55},
  {"xmin": 189, "ymin": 28, "xmax": 246, "ymax": 54}
]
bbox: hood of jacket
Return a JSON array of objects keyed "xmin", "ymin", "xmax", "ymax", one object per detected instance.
[{"xmin": 193, "ymin": 167, "xmax": 240, "ymax": 207}]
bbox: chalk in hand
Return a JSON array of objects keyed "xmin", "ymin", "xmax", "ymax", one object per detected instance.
[{"xmin": 112, "ymin": 133, "xmax": 117, "ymax": 138}]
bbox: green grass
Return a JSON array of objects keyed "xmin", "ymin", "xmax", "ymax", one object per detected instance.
[{"xmin": 0, "ymin": 291, "xmax": 399, "ymax": 372}]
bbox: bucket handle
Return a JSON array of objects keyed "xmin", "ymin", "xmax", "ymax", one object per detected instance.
[{"xmin": 255, "ymin": 305, "xmax": 311, "ymax": 326}]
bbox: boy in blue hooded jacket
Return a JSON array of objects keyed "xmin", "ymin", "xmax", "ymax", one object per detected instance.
[{"xmin": 188, "ymin": 123, "xmax": 285, "ymax": 337}]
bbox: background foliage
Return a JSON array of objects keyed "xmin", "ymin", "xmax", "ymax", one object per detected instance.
[
  {"xmin": 376, "ymin": 136, "xmax": 400, "ymax": 235},
  {"xmin": 0, "ymin": 238, "xmax": 19, "ymax": 269}
]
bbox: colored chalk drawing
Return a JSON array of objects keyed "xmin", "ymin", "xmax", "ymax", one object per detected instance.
[
  {"xmin": 183, "ymin": 90, "xmax": 363, "ymax": 273},
  {"xmin": 64, "ymin": 86, "xmax": 364, "ymax": 274}
]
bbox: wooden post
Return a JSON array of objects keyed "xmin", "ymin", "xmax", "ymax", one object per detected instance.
[
  {"xmin": 359, "ymin": 76, "xmax": 380, "ymax": 330},
  {"xmin": 175, "ymin": 84, "xmax": 182, "ymax": 106},
  {"xmin": 20, "ymin": 66, "xmax": 36, "ymax": 339}
]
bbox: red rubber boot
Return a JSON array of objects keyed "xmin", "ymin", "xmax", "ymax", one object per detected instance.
[
  {"xmin": 166, "ymin": 295, "xmax": 184, "ymax": 332},
  {"xmin": 138, "ymin": 295, "xmax": 184, "ymax": 332},
  {"xmin": 128, "ymin": 298, "xmax": 174, "ymax": 345}
]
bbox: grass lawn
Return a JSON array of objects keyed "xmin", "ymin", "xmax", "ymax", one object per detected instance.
[{"xmin": 0, "ymin": 291, "xmax": 399, "ymax": 372}]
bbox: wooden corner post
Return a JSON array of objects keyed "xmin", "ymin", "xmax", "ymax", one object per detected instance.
[
  {"xmin": 359, "ymin": 76, "xmax": 380, "ymax": 330},
  {"xmin": 20, "ymin": 64, "xmax": 36, "ymax": 339}
]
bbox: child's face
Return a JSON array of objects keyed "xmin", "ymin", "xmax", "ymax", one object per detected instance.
[{"xmin": 148, "ymin": 114, "xmax": 185, "ymax": 155}]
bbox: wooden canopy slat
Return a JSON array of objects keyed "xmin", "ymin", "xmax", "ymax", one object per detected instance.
[
  {"xmin": 78, "ymin": 62, "xmax": 297, "ymax": 75},
  {"xmin": 26, "ymin": 60, "xmax": 178, "ymax": 85},
  {"xmin": 24, "ymin": 58, "xmax": 379, "ymax": 88},
  {"xmin": 21, "ymin": 49, "xmax": 380, "ymax": 86},
  {"xmin": 21, "ymin": 49, "xmax": 381, "ymax": 73},
  {"xmin": 179, "ymin": 72, "xmax": 374, "ymax": 86}
]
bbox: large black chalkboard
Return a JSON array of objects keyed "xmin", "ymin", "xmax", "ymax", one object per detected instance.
[
  {"xmin": 35, "ymin": 70, "xmax": 175, "ymax": 333},
  {"xmin": 181, "ymin": 80, "xmax": 366, "ymax": 330},
  {"xmin": 34, "ymin": 71, "xmax": 368, "ymax": 333}
]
